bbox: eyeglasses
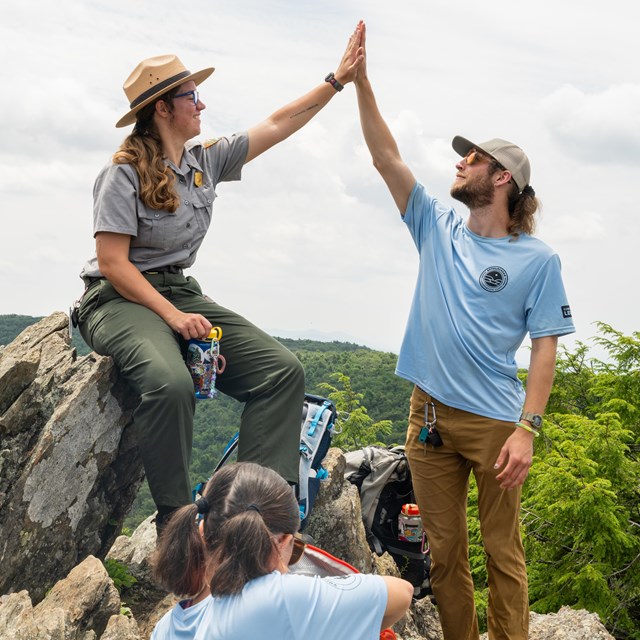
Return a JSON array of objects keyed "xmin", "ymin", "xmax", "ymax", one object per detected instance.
[
  {"xmin": 288, "ymin": 533, "xmax": 307, "ymax": 566},
  {"xmin": 174, "ymin": 89, "xmax": 200, "ymax": 106},
  {"xmin": 463, "ymin": 149, "xmax": 491, "ymax": 165}
]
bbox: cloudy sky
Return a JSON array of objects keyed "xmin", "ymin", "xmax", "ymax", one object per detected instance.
[{"xmin": 1, "ymin": 0, "xmax": 637, "ymax": 361}]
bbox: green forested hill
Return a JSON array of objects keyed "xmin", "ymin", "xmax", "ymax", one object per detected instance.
[
  {"xmin": 0, "ymin": 314, "xmax": 46, "ymax": 346},
  {"xmin": 135, "ymin": 339, "xmax": 413, "ymax": 528},
  {"xmin": 0, "ymin": 313, "xmax": 91, "ymax": 356},
  {"xmin": 0, "ymin": 316, "xmax": 409, "ymax": 437},
  {"xmin": 0, "ymin": 314, "xmax": 411, "ymax": 524},
  {"xmin": 0, "ymin": 317, "xmax": 409, "ymax": 445}
]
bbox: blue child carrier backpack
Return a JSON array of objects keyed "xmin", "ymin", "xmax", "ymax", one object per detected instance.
[
  {"xmin": 298, "ymin": 394, "xmax": 338, "ymax": 529},
  {"xmin": 195, "ymin": 393, "xmax": 337, "ymax": 531}
]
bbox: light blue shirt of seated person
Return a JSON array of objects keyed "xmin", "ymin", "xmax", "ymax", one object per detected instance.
[
  {"xmin": 397, "ymin": 182, "xmax": 575, "ymax": 422},
  {"xmin": 151, "ymin": 570, "xmax": 387, "ymax": 640}
]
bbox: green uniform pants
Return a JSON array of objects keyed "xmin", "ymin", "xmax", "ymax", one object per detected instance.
[
  {"xmin": 405, "ymin": 386, "xmax": 529, "ymax": 640},
  {"xmin": 78, "ymin": 272, "xmax": 305, "ymax": 508}
]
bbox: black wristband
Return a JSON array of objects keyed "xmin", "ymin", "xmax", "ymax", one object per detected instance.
[{"xmin": 324, "ymin": 72, "xmax": 344, "ymax": 92}]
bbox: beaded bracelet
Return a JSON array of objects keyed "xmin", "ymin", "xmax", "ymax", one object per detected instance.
[{"xmin": 516, "ymin": 421, "xmax": 540, "ymax": 437}]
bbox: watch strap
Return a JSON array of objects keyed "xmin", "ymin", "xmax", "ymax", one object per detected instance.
[
  {"xmin": 519, "ymin": 411, "xmax": 543, "ymax": 430},
  {"xmin": 324, "ymin": 72, "xmax": 344, "ymax": 92}
]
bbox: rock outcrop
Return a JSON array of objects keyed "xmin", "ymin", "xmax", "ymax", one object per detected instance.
[
  {"xmin": 0, "ymin": 312, "xmax": 143, "ymax": 602},
  {"xmin": 0, "ymin": 313, "xmax": 617, "ymax": 640},
  {"xmin": 0, "ymin": 555, "xmax": 123, "ymax": 639}
]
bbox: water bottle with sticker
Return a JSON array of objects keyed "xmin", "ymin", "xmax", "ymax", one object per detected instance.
[
  {"xmin": 398, "ymin": 503, "xmax": 423, "ymax": 542},
  {"xmin": 185, "ymin": 327, "xmax": 226, "ymax": 399}
]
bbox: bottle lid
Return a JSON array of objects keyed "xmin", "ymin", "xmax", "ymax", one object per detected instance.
[
  {"xmin": 208, "ymin": 327, "xmax": 223, "ymax": 340},
  {"xmin": 401, "ymin": 503, "xmax": 420, "ymax": 516}
]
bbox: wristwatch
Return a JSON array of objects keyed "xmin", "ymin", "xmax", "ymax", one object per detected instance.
[
  {"xmin": 324, "ymin": 72, "xmax": 344, "ymax": 92},
  {"xmin": 519, "ymin": 411, "xmax": 543, "ymax": 430}
]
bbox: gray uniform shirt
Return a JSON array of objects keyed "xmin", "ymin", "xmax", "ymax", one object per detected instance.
[{"xmin": 80, "ymin": 132, "xmax": 249, "ymax": 279}]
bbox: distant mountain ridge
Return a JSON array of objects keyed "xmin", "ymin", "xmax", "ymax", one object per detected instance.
[
  {"xmin": 0, "ymin": 314, "xmax": 45, "ymax": 346},
  {"xmin": 0, "ymin": 314, "xmax": 378, "ymax": 355}
]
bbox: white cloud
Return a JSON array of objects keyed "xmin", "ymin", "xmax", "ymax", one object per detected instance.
[
  {"xmin": 542, "ymin": 210, "xmax": 606, "ymax": 244},
  {"xmin": 541, "ymin": 84, "xmax": 640, "ymax": 164}
]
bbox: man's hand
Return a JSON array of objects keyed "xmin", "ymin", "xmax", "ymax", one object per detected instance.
[
  {"xmin": 334, "ymin": 21, "xmax": 365, "ymax": 86},
  {"xmin": 494, "ymin": 427, "xmax": 534, "ymax": 489},
  {"xmin": 353, "ymin": 21, "xmax": 368, "ymax": 86}
]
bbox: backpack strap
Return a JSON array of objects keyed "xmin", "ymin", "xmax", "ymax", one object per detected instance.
[
  {"xmin": 307, "ymin": 400, "xmax": 332, "ymax": 436},
  {"xmin": 299, "ymin": 399, "xmax": 336, "ymax": 525}
]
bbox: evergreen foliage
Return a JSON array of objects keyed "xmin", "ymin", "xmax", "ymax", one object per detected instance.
[
  {"xmin": 103, "ymin": 558, "xmax": 137, "ymax": 593},
  {"xmin": 318, "ymin": 372, "xmax": 392, "ymax": 451},
  {"xmin": 522, "ymin": 324, "xmax": 640, "ymax": 638},
  {"xmin": 466, "ymin": 324, "xmax": 640, "ymax": 638}
]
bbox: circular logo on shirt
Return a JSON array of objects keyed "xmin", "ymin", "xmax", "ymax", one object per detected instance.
[
  {"xmin": 480, "ymin": 266, "xmax": 508, "ymax": 292},
  {"xmin": 324, "ymin": 574, "xmax": 363, "ymax": 591}
]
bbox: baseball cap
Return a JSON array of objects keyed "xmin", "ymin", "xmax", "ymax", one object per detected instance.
[{"xmin": 452, "ymin": 136, "xmax": 531, "ymax": 192}]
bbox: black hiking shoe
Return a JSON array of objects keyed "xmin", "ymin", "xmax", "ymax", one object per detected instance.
[{"xmin": 154, "ymin": 506, "xmax": 178, "ymax": 541}]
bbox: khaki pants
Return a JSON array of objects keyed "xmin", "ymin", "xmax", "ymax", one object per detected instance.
[
  {"xmin": 405, "ymin": 386, "xmax": 528, "ymax": 640},
  {"xmin": 78, "ymin": 272, "xmax": 305, "ymax": 508}
]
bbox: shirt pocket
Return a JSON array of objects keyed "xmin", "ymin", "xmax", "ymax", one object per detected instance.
[
  {"xmin": 134, "ymin": 209, "xmax": 176, "ymax": 250},
  {"xmin": 193, "ymin": 183, "xmax": 216, "ymax": 234}
]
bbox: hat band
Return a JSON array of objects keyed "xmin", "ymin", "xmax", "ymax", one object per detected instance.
[{"xmin": 129, "ymin": 70, "xmax": 192, "ymax": 109}]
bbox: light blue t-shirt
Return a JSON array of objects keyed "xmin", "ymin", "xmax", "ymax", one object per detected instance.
[
  {"xmin": 397, "ymin": 182, "xmax": 575, "ymax": 422},
  {"xmin": 151, "ymin": 571, "xmax": 387, "ymax": 640}
]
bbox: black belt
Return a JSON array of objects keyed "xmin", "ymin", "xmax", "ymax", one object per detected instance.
[
  {"xmin": 84, "ymin": 265, "xmax": 184, "ymax": 287},
  {"xmin": 143, "ymin": 265, "xmax": 184, "ymax": 275}
]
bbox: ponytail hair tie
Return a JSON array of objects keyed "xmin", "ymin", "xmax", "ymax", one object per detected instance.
[
  {"xmin": 522, "ymin": 184, "xmax": 536, "ymax": 197},
  {"xmin": 195, "ymin": 497, "xmax": 210, "ymax": 514},
  {"xmin": 246, "ymin": 504, "xmax": 261, "ymax": 514}
]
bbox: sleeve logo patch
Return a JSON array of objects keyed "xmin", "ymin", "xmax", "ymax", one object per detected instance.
[{"xmin": 561, "ymin": 305, "xmax": 572, "ymax": 318}]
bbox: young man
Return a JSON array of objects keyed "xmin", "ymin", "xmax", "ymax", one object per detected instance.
[{"xmin": 353, "ymin": 24, "xmax": 575, "ymax": 640}]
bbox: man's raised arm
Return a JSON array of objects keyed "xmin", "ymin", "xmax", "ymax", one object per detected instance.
[{"xmin": 354, "ymin": 23, "xmax": 416, "ymax": 214}]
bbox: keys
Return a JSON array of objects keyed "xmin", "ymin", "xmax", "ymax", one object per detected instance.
[{"xmin": 418, "ymin": 401, "xmax": 443, "ymax": 447}]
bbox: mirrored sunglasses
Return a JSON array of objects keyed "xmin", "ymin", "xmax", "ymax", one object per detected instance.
[
  {"xmin": 464, "ymin": 149, "xmax": 492, "ymax": 165},
  {"xmin": 288, "ymin": 534, "xmax": 307, "ymax": 566}
]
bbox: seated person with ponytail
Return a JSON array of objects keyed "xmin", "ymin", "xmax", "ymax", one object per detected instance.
[{"xmin": 151, "ymin": 462, "xmax": 413, "ymax": 639}]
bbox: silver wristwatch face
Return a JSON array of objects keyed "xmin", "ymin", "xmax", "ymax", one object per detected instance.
[{"xmin": 521, "ymin": 412, "xmax": 543, "ymax": 428}]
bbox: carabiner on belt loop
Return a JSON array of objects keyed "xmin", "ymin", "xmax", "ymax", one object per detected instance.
[{"xmin": 418, "ymin": 401, "xmax": 436, "ymax": 443}]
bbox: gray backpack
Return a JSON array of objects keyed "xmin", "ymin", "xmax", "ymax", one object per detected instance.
[{"xmin": 344, "ymin": 445, "xmax": 432, "ymax": 599}]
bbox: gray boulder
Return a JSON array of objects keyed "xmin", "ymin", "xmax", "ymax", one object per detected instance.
[
  {"xmin": 0, "ymin": 555, "xmax": 125, "ymax": 639},
  {"xmin": 0, "ymin": 312, "xmax": 142, "ymax": 602}
]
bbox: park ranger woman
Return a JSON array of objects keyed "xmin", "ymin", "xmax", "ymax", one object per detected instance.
[{"xmin": 76, "ymin": 25, "xmax": 364, "ymax": 535}]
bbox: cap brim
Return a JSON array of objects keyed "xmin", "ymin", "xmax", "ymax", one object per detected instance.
[
  {"xmin": 115, "ymin": 66, "xmax": 215, "ymax": 128},
  {"xmin": 452, "ymin": 135, "xmax": 479, "ymax": 158}
]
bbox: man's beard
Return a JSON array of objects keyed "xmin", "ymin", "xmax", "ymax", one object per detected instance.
[{"xmin": 450, "ymin": 172, "xmax": 495, "ymax": 209}]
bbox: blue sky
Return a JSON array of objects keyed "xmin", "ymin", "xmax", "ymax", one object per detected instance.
[{"xmin": 0, "ymin": 0, "xmax": 637, "ymax": 358}]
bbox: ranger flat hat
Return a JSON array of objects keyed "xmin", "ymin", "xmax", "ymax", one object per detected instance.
[
  {"xmin": 452, "ymin": 135, "xmax": 531, "ymax": 192},
  {"xmin": 116, "ymin": 54, "xmax": 214, "ymax": 128}
]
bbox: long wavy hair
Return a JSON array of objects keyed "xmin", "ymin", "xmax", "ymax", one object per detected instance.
[
  {"xmin": 112, "ymin": 87, "xmax": 181, "ymax": 212},
  {"xmin": 490, "ymin": 158, "xmax": 540, "ymax": 237},
  {"xmin": 152, "ymin": 462, "xmax": 300, "ymax": 597}
]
